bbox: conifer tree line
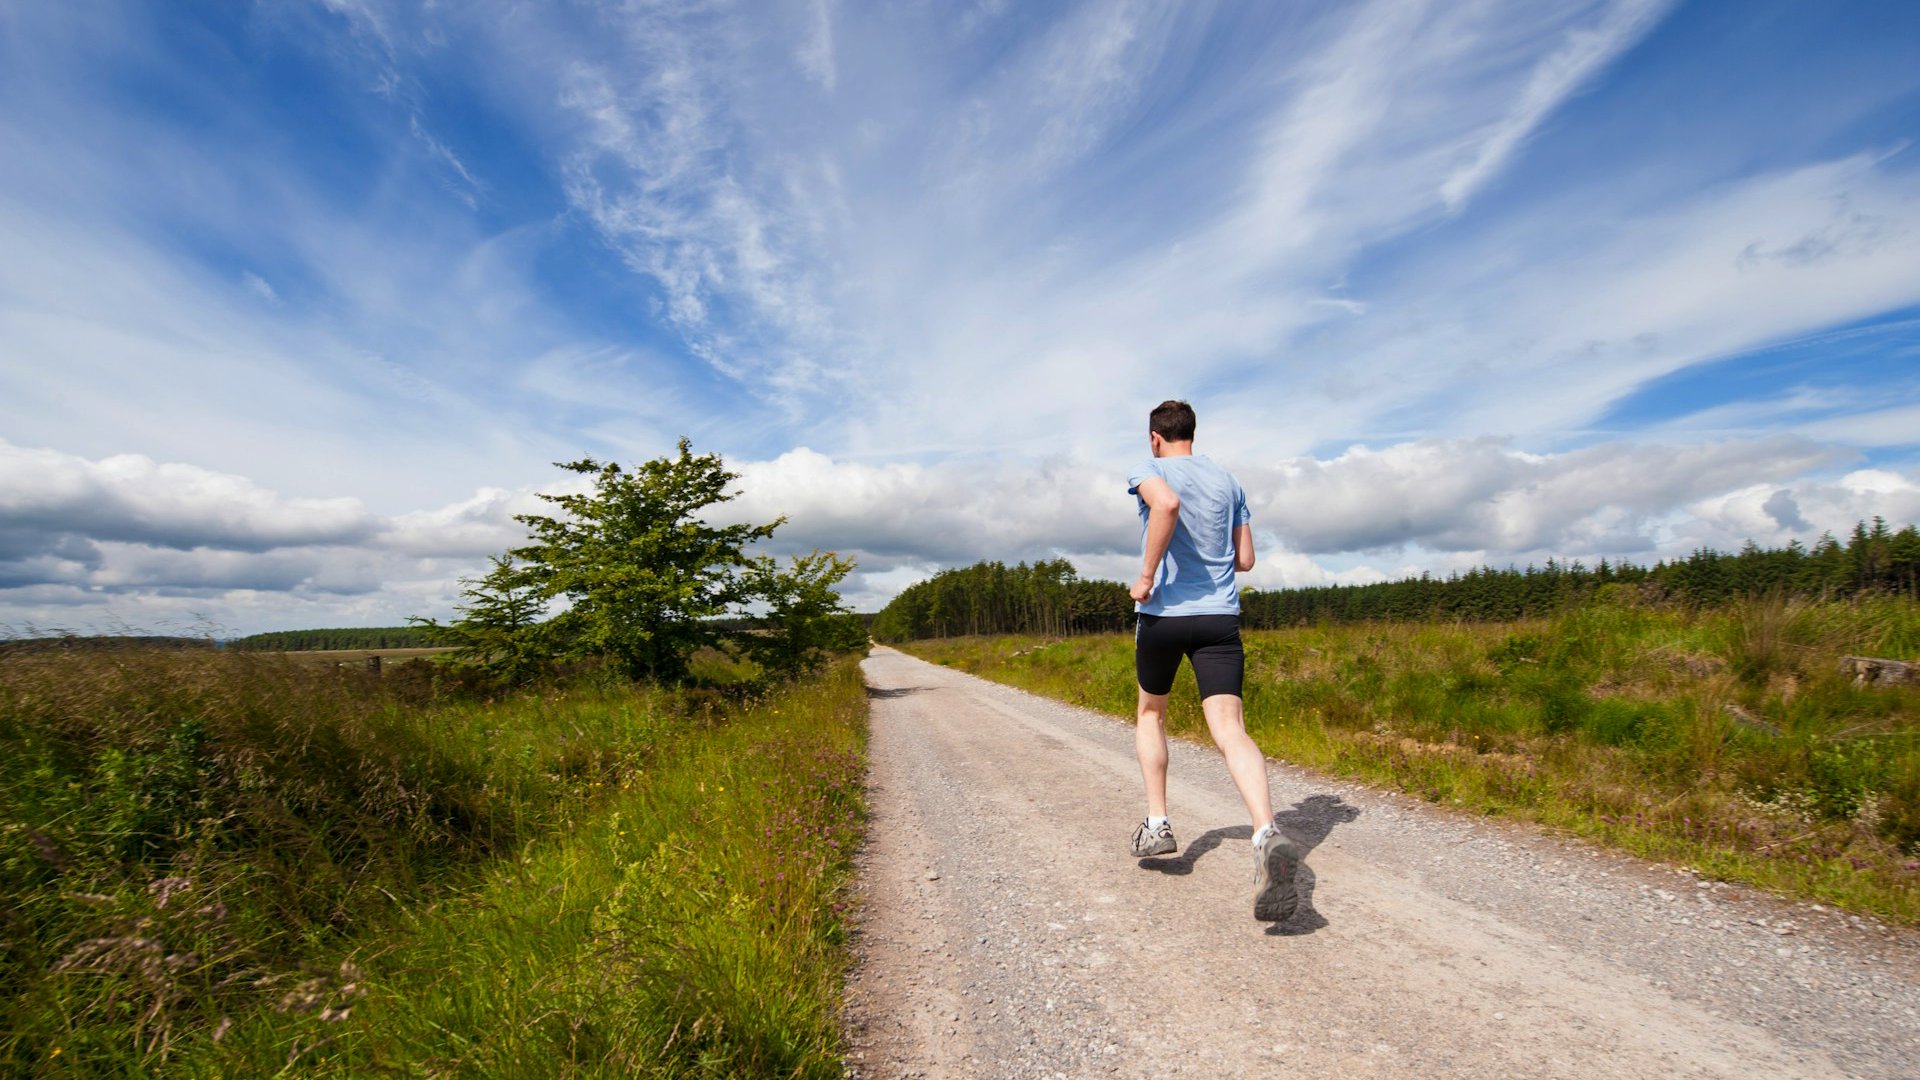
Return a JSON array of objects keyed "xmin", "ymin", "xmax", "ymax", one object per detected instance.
[
  {"xmin": 871, "ymin": 519, "xmax": 1920, "ymax": 641},
  {"xmin": 0, "ymin": 635, "xmax": 215, "ymax": 654},
  {"xmin": 868, "ymin": 558, "xmax": 1135, "ymax": 641}
]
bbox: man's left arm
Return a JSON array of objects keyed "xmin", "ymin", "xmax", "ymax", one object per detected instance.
[{"xmin": 1232, "ymin": 481, "xmax": 1254, "ymax": 573}]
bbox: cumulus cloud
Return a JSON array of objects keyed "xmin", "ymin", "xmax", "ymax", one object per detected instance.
[
  {"xmin": 718, "ymin": 438, "xmax": 1908, "ymax": 601},
  {"xmin": 0, "ymin": 441, "xmax": 534, "ymax": 633},
  {"xmin": 720, "ymin": 449, "xmax": 1130, "ymax": 562},
  {"xmin": 0, "ymin": 440, "xmax": 376, "ymax": 555},
  {"xmin": 3, "ymin": 436, "xmax": 1918, "ymax": 635},
  {"xmin": 1687, "ymin": 470, "xmax": 1920, "ymax": 551},
  {"xmin": 382, "ymin": 486, "xmax": 559, "ymax": 559},
  {"xmin": 1243, "ymin": 436, "xmax": 1846, "ymax": 554}
]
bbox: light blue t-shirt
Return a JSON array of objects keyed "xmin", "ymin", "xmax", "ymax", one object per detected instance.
[{"xmin": 1128, "ymin": 454, "xmax": 1251, "ymax": 617}]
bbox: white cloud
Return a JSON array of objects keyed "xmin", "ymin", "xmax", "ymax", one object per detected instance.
[
  {"xmin": 317, "ymin": 0, "xmax": 398, "ymax": 53},
  {"xmin": 508, "ymin": 0, "xmax": 1691, "ymax": 450},
  {"xmin": 722, "ymin": 437, "xmax": 1906, "ymax": 594},
  {"xmin": 408, "ymin": 113, "xmax": 484, "ymax": 207},
  {"xmin": 0, "ymin": 46, "xmax": 710, "ymax": 514},
  {"xmin": 25, "ymin": 0, "xmax": 1898, "ymax": 477},
  {"xmin": 2, "ymin": 435, "xmax": 1915, "ymax": 634},
  {"xmin": 0, "ymin": 440, "xmax": 376, "ymax": 553},
  {"xmin": 719, "ymin": 448, "xmax": 1132, "ymax": 562},
  {"xmin": 796, "ymin": 0, "xmax": 837, "ymax": 91},
  {"xmin": 382, "ymin": 486, "xmax": 557, "ymax": 559},
  {"xmin": 1685, "ymin": 470, "xmax": 1920, "ymax": 550},
  {"xmin": 1799, "ymin": 404, "xmax": 1920, "ymax": 448},
  {"xmin": 1257, "ymin": 150, "xmax": 1920, "ymax": 455},
  {"xmin": 1243, "ymin": 436, "xmax": 1847, "ymax": 554},
  {"xmin": 241, "ymin": 271, "xmax": 280, "ymax": 303}
]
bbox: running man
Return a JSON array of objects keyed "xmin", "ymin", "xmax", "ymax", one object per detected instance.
[{"xmin": 1125, "ymin": 400, "xmax": 1303, "ymax": 922}]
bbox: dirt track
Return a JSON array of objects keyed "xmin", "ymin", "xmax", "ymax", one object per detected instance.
[{"xmin": 841, "ymin": 647, "xmax": 1920, "ymax": 1079}]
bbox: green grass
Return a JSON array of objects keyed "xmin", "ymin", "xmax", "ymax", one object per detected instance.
[
  {"xmin": 2, "ymin": 647, "xmax": 867, "ymax": 1076},
  {"xmin": 900, "ymin": 596, "xmax": 1920, "ymax": 924}
]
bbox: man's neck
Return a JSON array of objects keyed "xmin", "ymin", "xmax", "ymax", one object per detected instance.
[{"xmin": 1154, "ymin": 440, "xmax": 1195, "ymax": 458}]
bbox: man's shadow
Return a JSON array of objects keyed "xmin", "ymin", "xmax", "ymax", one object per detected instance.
[
  {"xmin": 1137, "ymin": 793, "xmax": 1361, "ymax": 936},
  {"xmin": 864, "ymin": 685, "xmax": 930, "ymax": 699}
]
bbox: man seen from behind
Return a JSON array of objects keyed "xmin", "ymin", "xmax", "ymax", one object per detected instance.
[{"xmin": 1126, "ymin": 399, "xmax": 1303, "ymax": 922}]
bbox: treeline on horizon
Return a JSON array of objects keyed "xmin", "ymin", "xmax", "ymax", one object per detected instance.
[
  {"xmin": 229, "ymin": 626, "xmax": 448, "ymax": 651},
  {"xmin": 3, "ymin": 628, "xmax": 451, "ymax": 652},
  {"xmin": 0, "ymin": 635, "xmax": 215, "ymax": 654},
  {"xmin": 227, "ymin": 615, "xmax": 880, "ymax": 654},
  {"xmin": 871, "ymin": 519, "xmax": 1920, "ymax": 642}
]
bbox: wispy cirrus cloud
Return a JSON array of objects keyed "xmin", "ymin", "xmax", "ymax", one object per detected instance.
[
  {"xmin": 487, "ymin": 0, "xmax": 1841, "ymax": 466},
  {"xmin": 1438, "ymin": 0, "xmax": 1674, "ymax": 211}
]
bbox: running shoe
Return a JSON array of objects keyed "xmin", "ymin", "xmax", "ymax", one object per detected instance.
[
  {"xmin": 1253, "ymin": 826, "xmax": 1304, "ymax": 922},
  {"xmin": 1129, "ymin": 819, "xmax": 1177, "ymax": 857}
]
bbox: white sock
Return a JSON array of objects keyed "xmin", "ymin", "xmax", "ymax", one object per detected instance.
[
  {"xmin": 1251, "ymin": 823, "xmax": 1276, "ymax": 848},
  {"xmin": 1146, "ymin": 815, "xmax": 1168, "ymax": 829}
]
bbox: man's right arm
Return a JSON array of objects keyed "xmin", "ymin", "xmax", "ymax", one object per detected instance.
[{"xmin": 1131, "ymin": 477, "xmax": 1181, "ymax": 602}]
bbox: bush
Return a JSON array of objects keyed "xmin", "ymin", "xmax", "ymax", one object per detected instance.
[
  {"xmin": 0, "ymin": 647, "xmax": 683, "ymax": 1071},
  {"xmin": 0, "ymin": 652, "xmax": 511, "ymax": 1058},
  {"xmin": 3, "ymin": 646, "xmax": 875, "ymax": 1074}
]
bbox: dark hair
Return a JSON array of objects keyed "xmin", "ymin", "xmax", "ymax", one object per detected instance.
[{"xmin": 1149, "ymin": 400, "xmax": 1196, "ymax": 442}]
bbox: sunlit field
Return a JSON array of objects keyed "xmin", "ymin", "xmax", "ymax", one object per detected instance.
[{"xmin": 2, "ymin": 647, "xmax": 866, "ymax": 1076}]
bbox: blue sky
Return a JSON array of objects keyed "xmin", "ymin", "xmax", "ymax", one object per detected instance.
[{"xmin": 1, "ymin": 0, "xmax": 1918, "ymax": 633}]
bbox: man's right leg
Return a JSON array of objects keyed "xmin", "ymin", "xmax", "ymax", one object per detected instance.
[
  {"xmin": 1136, "ymin": 688, "xmax": 1171, "ymax": 819},
  {"xmin": 1131, "ymin": 615, "xmax": 1181, "ymax": 857},
  {"xmin": 1129, "ymin": 687, "xmax": 1178, "ymax": 857}
]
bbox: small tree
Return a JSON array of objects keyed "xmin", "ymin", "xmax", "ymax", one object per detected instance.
[
  {"xmin": 422, "ymin": 440, "xmax": 862, "ymax": 683},
  {"xmin": 508, "ymin": 441, "xmax": 781, "ymax": 682},
  {"xmin": 741, "ymin": 550, "xmax": 866, "ymax": 676},
  {"xmin": 409, "ymin": 555, "xmax": 551, "ymax": 684}
]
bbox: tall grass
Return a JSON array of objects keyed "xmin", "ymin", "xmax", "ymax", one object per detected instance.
[
  {"xmin": 1, "ymin": 646, "xmax": 866, "ymax": 1075},
  {"xmin": 903, "ymin": 597, "xmax": 1920, "ymax": 923}
]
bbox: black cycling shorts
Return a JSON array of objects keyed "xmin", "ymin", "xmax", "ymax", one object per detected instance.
[{"xmin": 1134, "ymin": 613, "xmax": 1244, "ymax": 699}]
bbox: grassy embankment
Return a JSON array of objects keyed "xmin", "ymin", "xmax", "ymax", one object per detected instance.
[
  {"xmin": 899, "ymin": 596, "xmax": 1920, "ymax": 923},
  {"xmin": 2, "ymin": 645, "xmax": 866, "ymax": 1076}
]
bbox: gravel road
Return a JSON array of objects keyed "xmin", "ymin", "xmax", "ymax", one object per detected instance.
[{"xmin": 840, "ymin": 647, "xmax": 1920, "ymax": 1079}]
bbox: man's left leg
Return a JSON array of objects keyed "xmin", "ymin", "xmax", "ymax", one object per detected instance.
[
  {"xmin": 1189, "ymin": 617, "xmax": 1271, "ymax": 829},
  {"xmin": 1191, "ymin": 618, "xmax": 1302, "ymax": 921},
  {"xmin": 1199, "ymin": 693, "xmax": 1273, "ymax": 830},
  {"xmin": 1201, "ymin": 695, "xmax": 1301, "ymax": 920}
]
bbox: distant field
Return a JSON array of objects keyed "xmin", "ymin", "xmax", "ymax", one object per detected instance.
[
  {"xmin": 281, "ymin": 646, "xmax": 458, "ymax": 662},
  {"xmin": 900, "ymin": 596, "xmax": 1920, "ymax": 923}
]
